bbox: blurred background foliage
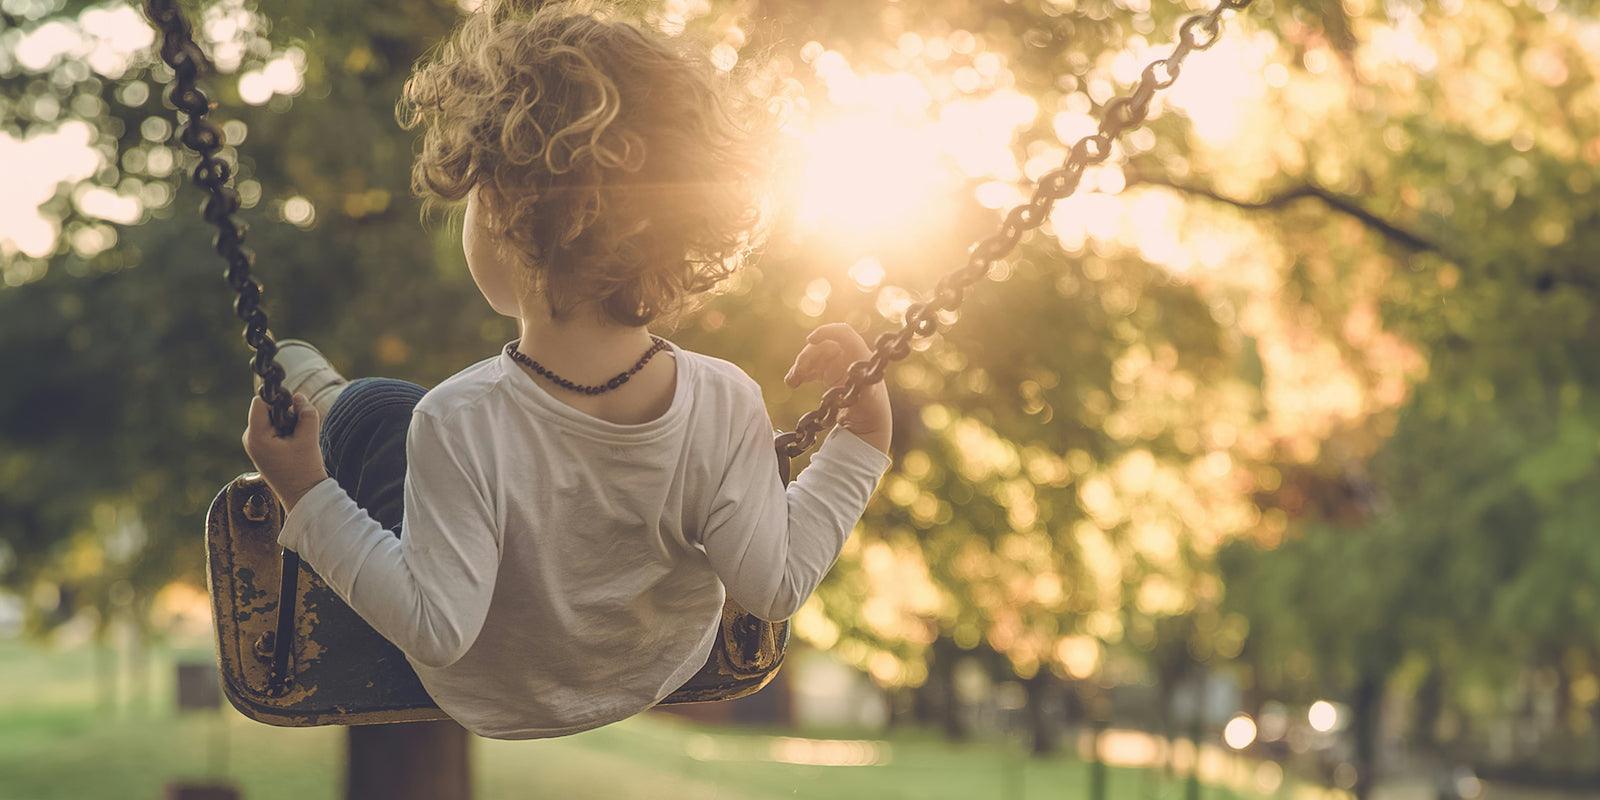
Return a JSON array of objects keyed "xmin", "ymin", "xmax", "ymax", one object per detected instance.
[{"xmin": 2, "ymin": 0, "xmax": 1599, "ymax": 794}]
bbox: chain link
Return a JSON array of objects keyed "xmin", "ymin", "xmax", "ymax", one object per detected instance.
[
  {"xmin": 774, "ymin": 0, "xmax": 1252, "ymax": 465},
  {"xmin": 145, "ymin": 0, "xmax": 297, "ymax": 436}
]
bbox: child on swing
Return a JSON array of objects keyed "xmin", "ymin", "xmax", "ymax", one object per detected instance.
[{"xmin": 240, "ymin": 0, "xmax": 891, "ymax": 739}]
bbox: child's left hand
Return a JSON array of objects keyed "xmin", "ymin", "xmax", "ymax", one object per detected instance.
[
  {"xmin": 784, "ymin": 323, "xmax": 893, "ymax": 455},
  {"xmin": 242, "ymin": 393, "xmax": 329, "ymax": 513}
]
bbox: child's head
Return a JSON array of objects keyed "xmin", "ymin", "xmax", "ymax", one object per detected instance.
[{"xmin": 397, "ymin": 0, "xmax": 766, "ymax": 327}]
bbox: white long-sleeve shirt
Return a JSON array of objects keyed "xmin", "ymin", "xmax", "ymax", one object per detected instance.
[{"xmin": 278, "ymin": 342, "xmax": 890, "ymax": 739}]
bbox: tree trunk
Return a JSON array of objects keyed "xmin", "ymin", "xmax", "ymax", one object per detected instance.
[
  {"xmin": 1184, "ymin": 676, "xmax": 1204, "ymax": 800},
  {"xmin": 938, "ymin": 666, "xmax": 969, "ymax": 741},
  {"xmin": 1554, "ymin": 659, "xmax": 1572, "ymax": 737},
  {"xmin": 1153, "ymin": 652, "xmax": 1190, "ymax": 784},
  {"xmin": 129, "ymin": 622, "xmax": 150, "ymax": 717},
  {"xmin": 1414, "ymin": 667, "xmax": 1444, "ymax": 755},
  {"xmin": 1592, "ymin": 688, "xmax": 1600, "ymax": 773},
  {"xmin": 885, "ymin": 686, "xmax": 914, "ymax": 729},
  {"xmin": 1156, "ymin": 681, "xmax": 1177, "ymax": 781},
  {"xmin": 1184, "ymin": 710, "xmax": 1202, "ymax": 800},
  {"xmin": 1351, "ymin": 673, "xmax": 1384, "ymax": 800},
  {"xmin": 912, "ymin": 678, "xmax": 938, "ymax": 726},
  {"xmin": 1024, "ymin": 671, "xmax": 1063, "ymax": 756},
  {"xmin": 346, "ymin": 720, "xmax": 472, "ymax": 800},
  {"xmin": 1087, "ymin": 719, "xmax": 1109, "ymax": 800},
  {"xmin": 930, "ymin": 638, "xmax": 969, "ymax": 742},
  {"xmin": 95, "ymin": 628, "xmax": 117, "ymax": 714}
]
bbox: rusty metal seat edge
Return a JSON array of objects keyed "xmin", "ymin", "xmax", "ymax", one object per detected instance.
[
  {"xmin": 661, "ymin": 660, "xmax": 785, "ymax": 706},
  {"xmin": 207, "ymin": 474, "xmax": 450, "ymax": 727},
  {"xmin": 206, "ymin": 475, "xmax": 309, "ymax": 726},
  {"xmin": 661, "ymin": 613, "xmax": 791, "ymax": 706}
]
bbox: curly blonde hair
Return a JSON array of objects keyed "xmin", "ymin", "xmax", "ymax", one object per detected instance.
[{"xmin": 396, "ymin": 0, "xmax": 767, "ymax": 326}]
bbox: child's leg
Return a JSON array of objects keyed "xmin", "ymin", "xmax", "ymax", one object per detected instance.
[{"xmin": 317, "ymin": 377, "xmax": 428, "ymax": 533}]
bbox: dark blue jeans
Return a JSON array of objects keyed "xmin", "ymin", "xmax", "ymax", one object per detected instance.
[{"xmin": 319, "ymin": 378, "xmax": 427, "ymax": 534}]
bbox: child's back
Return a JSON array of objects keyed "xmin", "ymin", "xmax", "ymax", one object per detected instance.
[
  {"xmin": 243, "ymin": 0, "xmax": 893, "ymax": 739},
  {"xmin": 279, "ymin": 347, "xmax": 881, "ymax": 738}
]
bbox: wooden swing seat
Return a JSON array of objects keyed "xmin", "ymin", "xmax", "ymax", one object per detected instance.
[{"xmin": 206, "ymin": 473, "xmax": 789, "ymax": 727}]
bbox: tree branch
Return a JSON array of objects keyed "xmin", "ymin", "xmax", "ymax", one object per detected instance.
[
  {"xmin": 1123, "ymin": 168, "xmax": 1444, "ymax": 256},
  {"xmin": 1122, "ymin": 169, "xmax": 1600, "ymax": 295}
]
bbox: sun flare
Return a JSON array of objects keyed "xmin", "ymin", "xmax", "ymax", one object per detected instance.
[
  {"xmin": 777, "ymin": 44, "xmax": 1039, "ymax": 250},
  {"xmin": 789, "ymin": 111, "xmax": 950, "ymax": 239}
]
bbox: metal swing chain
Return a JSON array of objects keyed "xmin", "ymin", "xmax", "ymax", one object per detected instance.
[
  {"xmin": 144, "ymin": 0, "xmax": 303, "ymax": 697},
  {"xmin": 772, "ymin": 0, "xmax": 1252, "ymax": 476},
  {"xmin": 145, "ymin": 0, "xmax": 298, "ymax": 437}
]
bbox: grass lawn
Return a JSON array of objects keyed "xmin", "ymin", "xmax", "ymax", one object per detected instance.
[{"xmin": 0, "ymin": 638, "xmax": 1260, "ymax": 800}]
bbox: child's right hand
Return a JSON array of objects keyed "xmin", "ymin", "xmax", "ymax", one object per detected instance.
[
  {"xmin": 784, "ymin": 323, "xmax": 893, "ymax": 455},
  {"xmin": 243, "ymin": 393, "xmax": 330, "ymax": 513}
]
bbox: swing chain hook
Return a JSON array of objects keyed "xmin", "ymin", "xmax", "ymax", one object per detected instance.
[
  {"xmin": 144, "ymin": 0, "xmax": 298, "ymax": 437},
  {"xmin": 777, "ymin": 0, "xmax": 1252, "ymax": 461}
]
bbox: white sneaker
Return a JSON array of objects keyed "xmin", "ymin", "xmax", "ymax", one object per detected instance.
[{"xmin": 269, "ymin": 339, "xmax": 349, "ymax": 416}]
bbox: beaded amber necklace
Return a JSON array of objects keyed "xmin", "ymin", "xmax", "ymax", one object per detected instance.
[{"xmin": 505, "ymin": 336, "xmax": 669, "ymax": 396}]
